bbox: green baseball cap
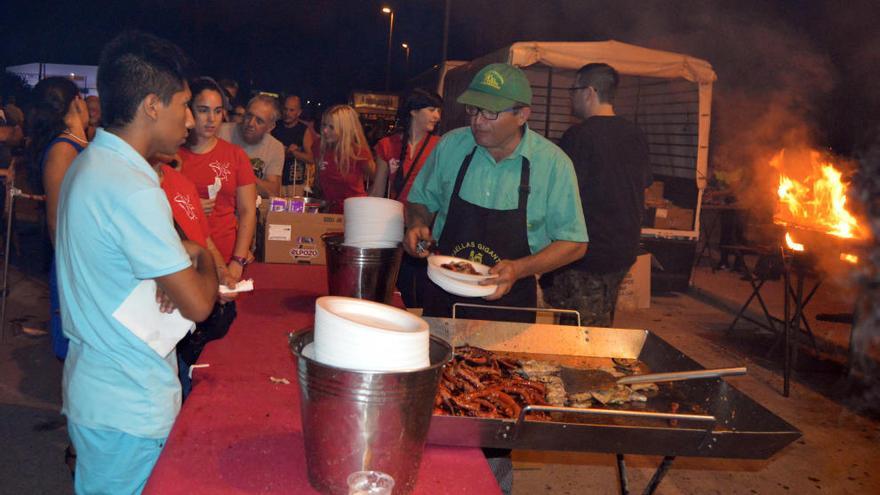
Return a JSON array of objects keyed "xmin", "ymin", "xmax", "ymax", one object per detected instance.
[{"xmin": 456, "ymin": 63, "xmax": 532, "ymax": 113}]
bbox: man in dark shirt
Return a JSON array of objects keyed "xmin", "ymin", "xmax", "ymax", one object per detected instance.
[
  {"xmin": 272, "ymin": 95, "xmax": 316, "ymax": 194},
  {"xmin": 542, "ymin": 63, "xmax": 652, "ymax": 326}
]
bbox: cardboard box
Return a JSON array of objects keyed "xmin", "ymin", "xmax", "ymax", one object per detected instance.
[
  {"xmin": 653, "ymin": 206, "xmax": 694, "ymax": 230},
  {"xmin": 268, "ymin": 195, "xmax": 323, "ymax": 213},
  {"xmin": 281, "ymin": 184, "xmax": 309, "ymax": 198},
  {"xmin": 645, "ymin": 181, "xmax": 666, "ymax": 207},
  {"xmin": 616, "ymin": 252, "xmax": 651, "ymax": 310},
  {"xmin": 262, "ymin": 211, "xmax": 343, "ymax": 264}
]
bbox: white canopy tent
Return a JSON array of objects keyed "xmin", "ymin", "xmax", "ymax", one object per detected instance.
[{"xmin": 503, "ymin": 41, "xmax": 716, "ymax": 84}]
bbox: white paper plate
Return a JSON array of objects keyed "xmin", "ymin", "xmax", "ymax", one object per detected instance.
[
  {"xmin": 427, "ymin": 266, "xmax": 497, "ymax": 298},
  {"xmin": 313, "ymin": 296, "xmax": 430, "ymax": 371},
  {"xmin": 302, "ymin": 342, "xmax": 316, "ymax": 359},
  {"xmin": 343, "ymin": 241, "xmax": 400, "ymax": 249},
  {"xmin": 344, "ymin": 196, "xmax": 405, "ymax": 211},
  {"xmin": 427, "ymin": 255, "xmax": 495, "ymax": 283},
  {"xmin": 344, "ymin": 197, "xmax": 405, "ymax": 244},
  {"xmin": 344, "ymin": 223, "xmax": 404, "ymax": 245}
]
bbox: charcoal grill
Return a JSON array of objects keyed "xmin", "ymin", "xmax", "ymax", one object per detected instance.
[
  {"xmin": 721, "ymin": 224, "xmax": 868, "ymax": 396},
  {"xmin": 776, "ymin": 224, "xmax": 869, "ymax": 396},
  {"xmin": 425, "ymin": 317, "xmax": 801, "ymax": 494}
]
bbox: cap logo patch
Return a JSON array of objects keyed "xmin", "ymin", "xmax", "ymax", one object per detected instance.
[{"xmin": 481, "ymin": 70, "xmax": 504, "ymax": 91}]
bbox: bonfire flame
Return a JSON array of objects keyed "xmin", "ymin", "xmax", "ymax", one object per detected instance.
[
  {"xmin": 770, "ymin": 149, "xmax": 867, "ymax": 240},
  {"xmin": 785, "ymin": 232, "xmax": 805, "ymax": 252},
  {"xmin": 839, "ymin": 252, "xmax": 859, "ymax": 264}
]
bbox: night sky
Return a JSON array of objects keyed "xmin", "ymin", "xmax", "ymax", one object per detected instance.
[{"xmin": 2, "ymin": 0, "xmax": 878, "ymax": 156}]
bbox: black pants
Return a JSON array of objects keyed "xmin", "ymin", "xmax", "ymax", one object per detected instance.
[
  {"xmin": 396, "ymin": 253, "xmax": 427, "ymax": 309},
  {"xmin": 177, "ymin": 301, "xmax": 237, "ymax": 366}
]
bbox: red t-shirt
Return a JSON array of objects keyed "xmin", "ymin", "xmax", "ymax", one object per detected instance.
[
  {"xmin": 160, "ymin": 165, "xmax": 211, "ymax": 249},
  {"xmin": 179, "ymin": 138, "xmax": 257, "ymax": 261},
  {"xmin": 313, "ymin": 141, "xmax": 373, "ymax": 214},
  {"xmin": 374, "ymin": 133, "xmax": 439, "ymax": 203}
]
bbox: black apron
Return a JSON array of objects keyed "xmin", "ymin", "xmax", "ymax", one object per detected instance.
[{"xmin": 422, "ymin": 147, "xmax": 537, "ymax": 323}]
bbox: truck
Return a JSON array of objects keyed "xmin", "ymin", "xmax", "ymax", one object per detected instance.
[{"xmin": 438, "ymin": 41, "xmax": 717, "ymax": 291}]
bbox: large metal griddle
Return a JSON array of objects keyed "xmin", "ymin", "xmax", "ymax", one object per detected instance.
[{"xmin": 425, "ymin": 317, "xmax": 801, "ymax": 460}]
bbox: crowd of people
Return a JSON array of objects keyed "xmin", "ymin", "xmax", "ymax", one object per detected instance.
[{"xmin": 0, "ymin": 28, "xmax": 654, "ymax": 494}]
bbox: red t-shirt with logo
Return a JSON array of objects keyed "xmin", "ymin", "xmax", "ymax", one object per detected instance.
[
  {"xmin": 313, "ymin": 140, "xmax": 372, "ymax": 214},
  {"xmin": 374, "ymin": 133, "xmax": 439, "ymax": 203},
  {"xmin": 160, "ymin": 165, "xmax": 210, "ymax": 249},
  {"xmin": 179, "ymin": 138, "xmax": 257, "ymax": 261}
]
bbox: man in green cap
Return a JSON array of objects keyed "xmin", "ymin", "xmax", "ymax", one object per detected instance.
[{"xmin": 404, "ymin": 63, "xmax": 588, "ymax": 322}]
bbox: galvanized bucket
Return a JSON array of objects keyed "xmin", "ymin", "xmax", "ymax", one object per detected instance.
[
  {"xmin": 290, "ymin": 329, "xmax": 452, "ymax": 495},
  {"xmin": 323, "ymin": 233, "xmax": 403, "ymax": 304}
]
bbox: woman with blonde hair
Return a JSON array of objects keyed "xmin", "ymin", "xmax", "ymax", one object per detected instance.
[{"xmin": 312, "ymin": 104, "xmax": 376, "ymax": 213}]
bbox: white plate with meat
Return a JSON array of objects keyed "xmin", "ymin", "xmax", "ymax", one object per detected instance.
[
  {"xmin": 427, "ymin": 255, "xmax": 495, "ymax": 283},
  {"xmin": 427, "ymin": 263, "xmax": 498, "ymax": 298}
]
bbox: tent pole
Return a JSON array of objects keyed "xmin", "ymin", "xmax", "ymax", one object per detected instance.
[{"xmin": 1, "ymin": 169, "xmax": 16, "ymax": 344}]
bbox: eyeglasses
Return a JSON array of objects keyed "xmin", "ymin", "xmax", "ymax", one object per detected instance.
[
  {"xmin": 464, "ymin": 104, "xmax": 522, "ymax": 121},
  {"xmin": 567, "ymin": 85, "xmax": 592, "ymax": 94}
]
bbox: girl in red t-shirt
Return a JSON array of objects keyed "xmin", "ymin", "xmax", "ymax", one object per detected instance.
[
  {"xmin": 373, "ymin": 90, "xmax": 443, "ymax": 310},
  {"xmin": 160, "ymin": 163, "xmax": 212, "ymax": 249},
  {"xmin": 151, "ymin": 152, "xmax": 238, "ymax": 398},
  {"xmin": 372, "ymin": 89, "xmax": 443, "ymax": 203},
  {"xmin": 179, "ymin": 77, "xmax": 257, "ymax": 286},
  {"xmin": 155, "ymin": 156, "xmax": 234, "ymax": 295},
  {"xmin": 312, "ymin": 104, "xmax": 376, "ymax": 214}
]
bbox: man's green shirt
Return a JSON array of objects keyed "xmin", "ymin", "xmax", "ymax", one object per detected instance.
[{"xmin": 408, "ymin": 125, "xmax": 588, "ymax": 254}]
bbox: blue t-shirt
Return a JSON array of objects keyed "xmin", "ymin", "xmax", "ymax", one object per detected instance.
[{"xmin": 56, "ymin": 129, "xmax": 191, "ymax": 438}]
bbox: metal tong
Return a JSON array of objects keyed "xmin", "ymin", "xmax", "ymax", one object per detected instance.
[
  {"xmin": 561, "ymin": 366, "xmax": 748, "ymax": 394},
  {"xmin": 415, "ymin": 239, "xmax": 438, "ymax": 255}
]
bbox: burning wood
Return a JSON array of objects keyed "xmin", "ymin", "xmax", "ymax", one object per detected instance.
[
  {"xmin": 770, "ymin": 148, "xmax": 868, "ymax": 244},
  {"xmin": 785, "ymin": 232, "xmax": 805, "ymax": 252},
  {"xmin": 839, "ymin": 253, "xmax": 859, "ymax": 264}
]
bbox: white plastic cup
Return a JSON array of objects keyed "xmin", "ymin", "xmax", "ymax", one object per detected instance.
[{"xmin": 347, "ymin": 471, "xmax": 395, "ymax": 495}]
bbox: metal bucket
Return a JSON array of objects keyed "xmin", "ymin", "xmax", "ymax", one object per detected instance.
[
  {"xmin": 290, "ymin": 329, "xmax": 452, "ymax": 495},
  {"xmin": 323, "ymin": 233, "xmax": 403, "ymax": 304}
]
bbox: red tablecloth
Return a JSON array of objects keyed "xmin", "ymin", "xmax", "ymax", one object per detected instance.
[{"xmin": 144, "ymin": 263, "xmax": 501, "ymax": 494}]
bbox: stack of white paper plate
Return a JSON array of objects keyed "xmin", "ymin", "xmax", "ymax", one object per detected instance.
[
  {"xmin": 313, "ymin": 296, "xmax": 430, "ymax": 371},
  {"xmin": 343, "ymin": 197, "xmax": 404, "ymax": 248}
]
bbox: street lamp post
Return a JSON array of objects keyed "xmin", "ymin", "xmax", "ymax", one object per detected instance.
[
  {"xmin": 401, "ymin": 42, "xmax": 410, "ymax": 80},
  {"xmin": 382, "ymin": 6, "xmax": 395, "ymax": 91}
]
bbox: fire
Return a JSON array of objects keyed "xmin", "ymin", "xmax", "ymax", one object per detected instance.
[
  {"xmin": 839, "ymin": 252, "xmax": 859, "ymax": 264},
  {"xmin": 785, "ymin": 232, "xmax": 805, "ymax": 252},
  {"xmin": 770, "ymin": 149, "xmax": 867, "ymax": 240}
]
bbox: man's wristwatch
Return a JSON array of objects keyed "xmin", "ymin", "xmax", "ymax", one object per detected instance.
[{"xmin": 231, "ymin": 255, "xmax": 249, "ymax": 267}]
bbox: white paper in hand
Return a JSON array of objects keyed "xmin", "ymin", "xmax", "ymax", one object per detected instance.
[
  {"xmin": 112, "ymin": 279, "xmax": 195, "ymax": 358},
  {"xmin": 219, "ymin": 278, "xmax": 254, "ymax": 294},
  {"xmin": 207, "ymin": 176, "xmax": 222, "ymax": 200}
]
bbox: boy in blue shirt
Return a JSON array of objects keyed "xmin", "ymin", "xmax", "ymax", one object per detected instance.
[{"xmin": 56, "ymin": 31, "xmax": 218, "ymax": 494}]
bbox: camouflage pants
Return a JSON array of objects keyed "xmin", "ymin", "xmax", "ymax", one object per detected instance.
[{"xmin": 542, "ymin": 267, "xmax": 630, "ymax": 327}]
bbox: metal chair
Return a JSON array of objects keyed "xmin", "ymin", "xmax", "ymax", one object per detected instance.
[{"xmin": 723, "ymin": 244, "xmax": 783, "ymax": 334}]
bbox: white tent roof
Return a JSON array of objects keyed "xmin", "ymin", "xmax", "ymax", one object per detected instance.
[
  {"xmin": 497, "ymin": 40, "xmax": 716, "ymax": 83},
  {"xmin": 448, "ymin": 40, "xmax": 716, "ymax": 239}
]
